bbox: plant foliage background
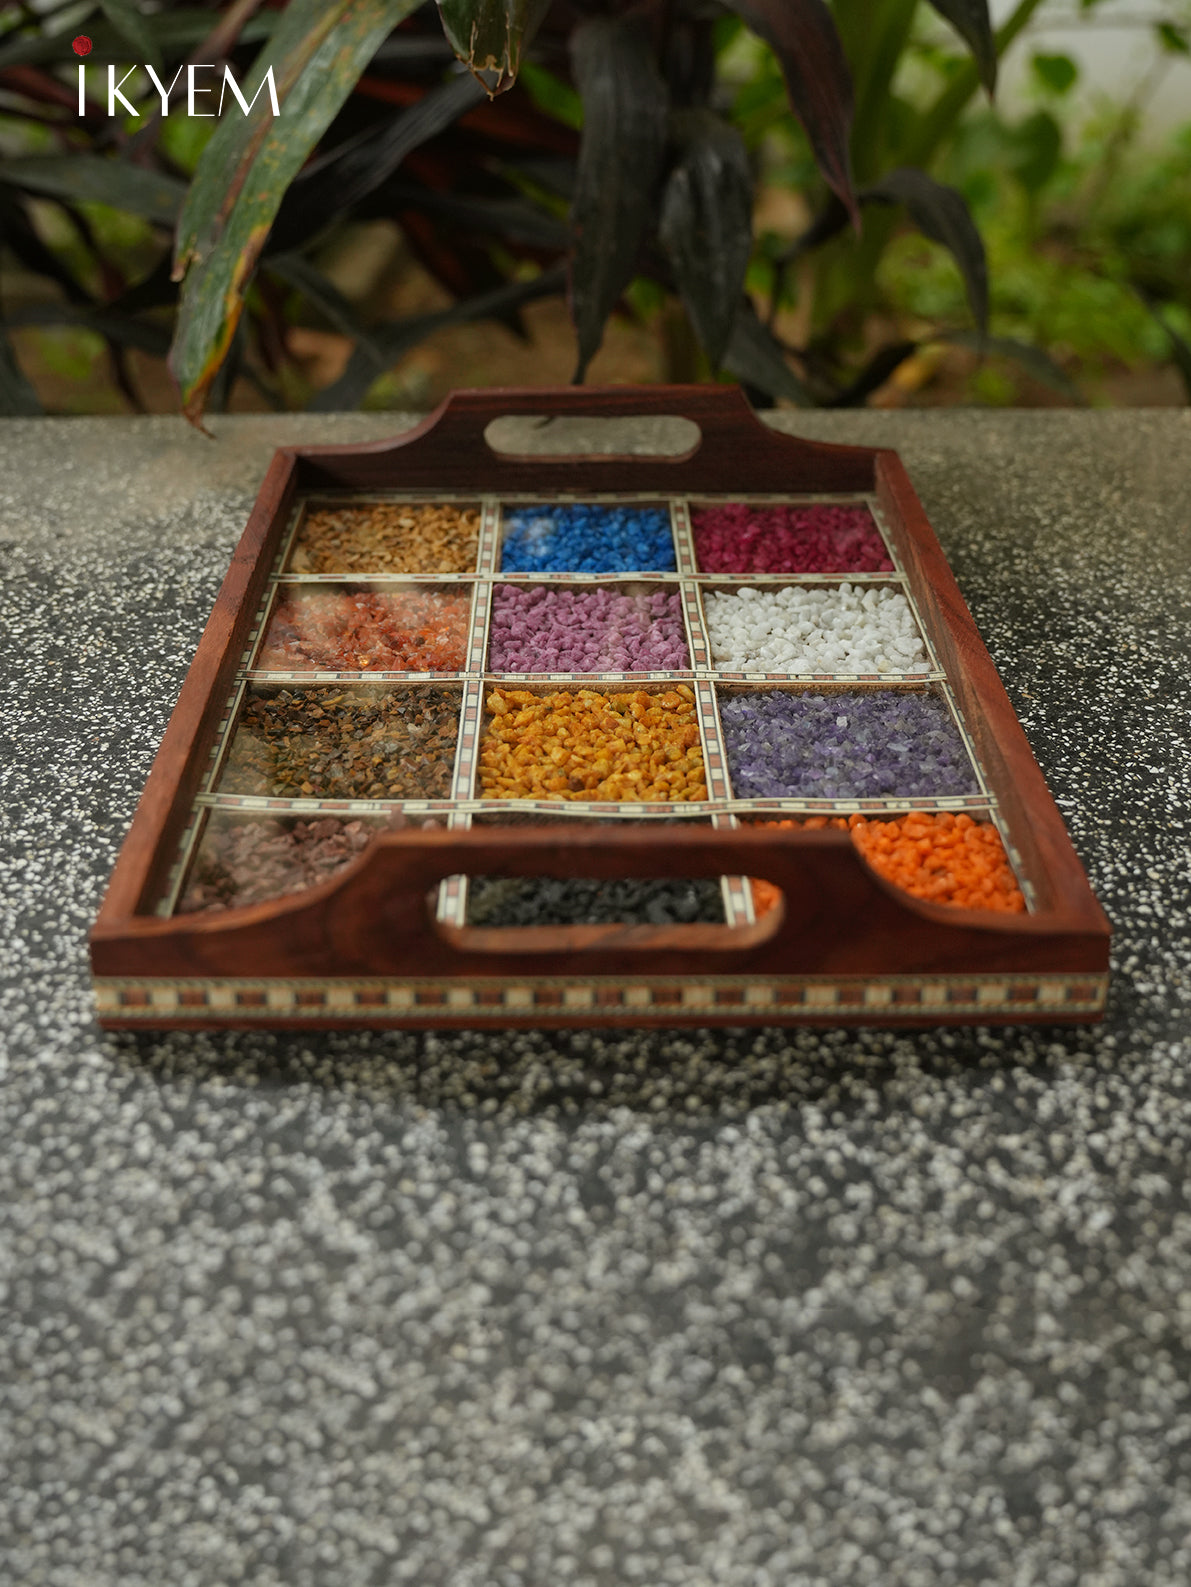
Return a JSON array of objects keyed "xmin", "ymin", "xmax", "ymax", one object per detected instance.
[{"xmin": 0, "ymin": 0, "xmax": 1188, "ymax": 419}]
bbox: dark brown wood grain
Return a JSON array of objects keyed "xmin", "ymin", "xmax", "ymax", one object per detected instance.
[
  {"xmin": 287, "ymin": 385, "xmax": 877, "ymax": 495},
  {"xmin": 91, "ymin": 385, "xmax": 1111, "ymax": 1026}
]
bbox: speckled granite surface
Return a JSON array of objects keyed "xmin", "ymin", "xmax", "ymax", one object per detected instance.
[{"xmin": 2, "ymin": 409, "xmax": 1190, "ymax": 1587}]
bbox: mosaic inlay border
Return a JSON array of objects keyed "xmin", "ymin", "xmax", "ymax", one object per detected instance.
[{"xmin": 95, "ymin": 973, "xmax": 1109, "ymax": 1022}]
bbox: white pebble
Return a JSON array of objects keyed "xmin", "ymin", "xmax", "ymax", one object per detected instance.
[{"xmin": 704, "ymin": 584, "xmax": 929, "ymax": 674}]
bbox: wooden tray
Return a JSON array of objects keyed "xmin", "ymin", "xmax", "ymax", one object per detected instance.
[{"xmin": 91, "ymin": 386, "xmax": 1110, "ymax": 1029}]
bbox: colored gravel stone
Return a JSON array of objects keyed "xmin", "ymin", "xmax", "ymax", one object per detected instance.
[
  {"xmin": 179, "ymin": 811, "xmax": 446, "ymax": 913},
  {"xmin": 289, "ymin": 502, "xmax": 480, "ymax": 574},
  {"xmin": 691, "ymin": 502, "xmax": 893, "ymax": 574},
  {"xmin": 499, "ymin": 504, "xmax": 676, "ymax": 573},
  {"xmin": 179, "ymin": 815, "xmax": 371, "ymax": 912},
  {"xmin": 219, "ymin": 685, "xmax": 460, "ymax": 800},
  {"xmin": 258, "ymin": 587, "xmax": 470, "ymax": 672},
  {"xmin": 479, "ymin": 686, "xmax": 706, "ymax": 802},
  {"xmin": 466, "ymin": 875, "xmax": 725, "ymax": 927},
  {"xmin": 719, "ymin": 689, "xmax": 978, "ymax": 799},
  {"xmin": 488, "ymin": 584, "xmax": 689, "ymax": 672},
  {"xmin": 704, "ymin": 583, "xmax": 928, "ymax": 674},
  {"xmin": 748, "ymin": 813, "xmax": 1025, "ymax": 914}
]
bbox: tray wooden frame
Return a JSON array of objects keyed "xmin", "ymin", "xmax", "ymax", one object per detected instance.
[{"xmin": 91, "ymin": 386, "xmax": 1110, "ymax": 1029}]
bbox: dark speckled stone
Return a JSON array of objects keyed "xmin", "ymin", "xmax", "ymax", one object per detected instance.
[{"xmin": 1, "ymin": 410, "xmax": 1189, "ymax": 1587}]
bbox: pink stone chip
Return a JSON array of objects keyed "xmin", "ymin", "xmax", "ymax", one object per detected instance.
[{"xmin": 691, "ymin": 502, "xmax": 893, "ymax": 574}]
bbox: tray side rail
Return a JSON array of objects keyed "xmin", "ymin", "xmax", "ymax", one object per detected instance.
[
  {"xmin": 92, "ymin": 825, "xmax": 1111, "ymax": 981},
  {"xmin": 874, "ymin": 453, "xmax": 1109, "ymax": 931},
  {"xmin": 93, "ymin": 449, "xmax": 301, "ymax": 922}
]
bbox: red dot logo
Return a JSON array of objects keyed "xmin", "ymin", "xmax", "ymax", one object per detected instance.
[{"xmin": 72, "ymin": 35, "xmax": 92, "ymax": 57}]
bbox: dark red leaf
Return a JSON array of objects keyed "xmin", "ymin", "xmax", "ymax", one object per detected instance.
[
  {"xmin": 827, "ymin": 341, "xmax": 919, "ymax": 407},
  {"xmin": 568, "ymin": 16, "xmax": 668, "ymax": 381},
  {"xmin": 943, "ymin": 330, "xmax": 1083, "ymax": 400},
  {"xmin": 925, "ymin": 0, "xmax": 997, "ymax": 95},
  {"xmin": 724, "ymin": 299, "xmax": 814, "ymax": 406},
  {"xmin": 862, "ymin": 167, "xmax": 988, "ymax": 336},
  {"xmin": 722, "ymin": 0, "xmax": 856, "ymax": 224},
  {"xmin": 659, "ymin": 110, "xmax": 753, "ymax": 369}
]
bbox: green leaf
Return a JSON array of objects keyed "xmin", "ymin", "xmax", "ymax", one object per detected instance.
[
  {"xmin": 1, "ymin": 157, "xmax": 185, "ymax": 225},
  {"xmin": 568, "ymin": 16, "xmax": 668, "ymax": 382},
  {"xmin": 862, "ymin": 167, "xmax": 988, "ymax": 335},
  {"xmin": 0, "ymin": 325, "xmax": 41, "ymax": 416},
  {"xmin": 723, "ymin": 299, "xmax": 814, "ymax": 406},
  {"xmin": 1006, "ymin": 108, "xmax": 1062, "ymax": 194},
  {"xmin": 99, "ymin": 0, "xmax": 161, "ymax": 67},
  {"xmin": 925, "ymin": 0, "xmax": 997, "ymax": 95},
  {"xmin": 7, "ymin": 302, "xmax": 172, "ymax": 357},
  {"xmin": 904, "ymin": 0, "xmax": 1049, "ymax": 169},
  {"xmin": 0, "ymin": 191, "xmax": 91, "ymax": 303},
  {"xmin": 659, "ymin": 110, "xmax": 753, "ymax": 371},
  {"xmin": 518, "ymin": 60, "xmax": 583, "ymax": 131},
  {"xmin": 721, "ymin": 0, "xmax": 856, "ymax": 224},
  {"xmin": 175, "ymin": 0, "xmax": 368, "ymax": 277},
  {"xmin": 170, "ymin": 0, "xmax": 419, "ymax": 425},
  {"xmin": 1156, "ymin": 22, "xmax": 1190, "ymax": 55},
  {"xmin": 1031, "ymin": 51, "xmax": 1078, "ymax": 94},
  {"xmin": 435, "ymin": 0, "xmax": 551, "ymax": 93}
]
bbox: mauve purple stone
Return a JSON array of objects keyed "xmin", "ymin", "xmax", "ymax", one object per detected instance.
[{"xmin": 489, "ymin": 585, "xmax": 689, "ymax": 672}]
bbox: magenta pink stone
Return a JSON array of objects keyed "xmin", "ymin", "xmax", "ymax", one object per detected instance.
[{"xmin": 691, "ymin": 502, "xmax": 893, "ymax": 574}]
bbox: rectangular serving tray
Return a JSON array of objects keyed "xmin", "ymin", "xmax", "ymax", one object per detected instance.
[{"xmin": 90, "ymin": 385, "xmax": 1110, "ymax": 1029}]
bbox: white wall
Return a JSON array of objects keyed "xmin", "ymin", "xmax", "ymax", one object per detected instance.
[{"xmin": 991, "ymin": 0, "xmax": 1191, "ymax": 133}]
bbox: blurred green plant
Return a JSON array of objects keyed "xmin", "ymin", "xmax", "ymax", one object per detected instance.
[
  {"xmin": 0, "ymin": 0, "xmax": 1187, "ymax": 418},
  {"xmin": 873, "ymin": 8, "xmax": 1191, "ymax": 402}
]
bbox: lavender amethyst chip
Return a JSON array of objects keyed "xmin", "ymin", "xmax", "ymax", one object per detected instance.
[{"xmin": 719, "ymin": 690, "xmax": 979, "ymax": 799}]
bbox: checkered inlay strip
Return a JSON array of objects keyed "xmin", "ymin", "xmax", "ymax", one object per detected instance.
[{"xmin": 95, "ymin": 974, "xmax": 1109, "ymax": 1020}]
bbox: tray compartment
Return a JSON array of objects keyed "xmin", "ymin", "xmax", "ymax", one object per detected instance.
[
  {"xmin": 464, "ymin": 811, "xmax": 730, "ymax": 928},
  {"xmin": 487, "ymin": 581, "xmax": 690, "ymax": 675},
  {"xmin": 690, "ymin": 499, "xmax": 893, "ymax": 574},
  {"xmin": 216, "ymin": 683, "xmax": 462, "ymax": 801},
  {"xmin": 716, "ymin": 684, "xmax": 982, "ymax": 801},
  {"xmin": 466, "ymin": 875, "xmax": 727, "ymax": 927},
  {"xmin": 176, "ymin": 809, "xmax": 448, "ymax": 915},
  {"xmin": 700, "ymin": 580, "xmax": 929, "ymax": 677},
  {"xmin": 741, "ymin": 813, "xmax": 1026, "ymax": 917},
  {"xmin": 497, "ymin": 501, "xmax": 677, "ymax": 574},
  {"xmin": 287, "ymin": 500, "xmax": 481, "ymax": 574},
  {"xmin": 255, "ymin": 582, "xmax": 472, "ymax": 674},
  {"xmin": 477, "ymin": 684, "xmax": 707, "ymax": 804}
]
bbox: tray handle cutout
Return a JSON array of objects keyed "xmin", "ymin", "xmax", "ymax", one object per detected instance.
[{"xmin": 482, "ymin": 414, "xmax": 701, "ymax": 460}]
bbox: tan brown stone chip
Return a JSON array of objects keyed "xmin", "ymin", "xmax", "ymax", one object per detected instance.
[{"xmin": 289, "ymin": 502, "xmax": 481, "ymax": 575}]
